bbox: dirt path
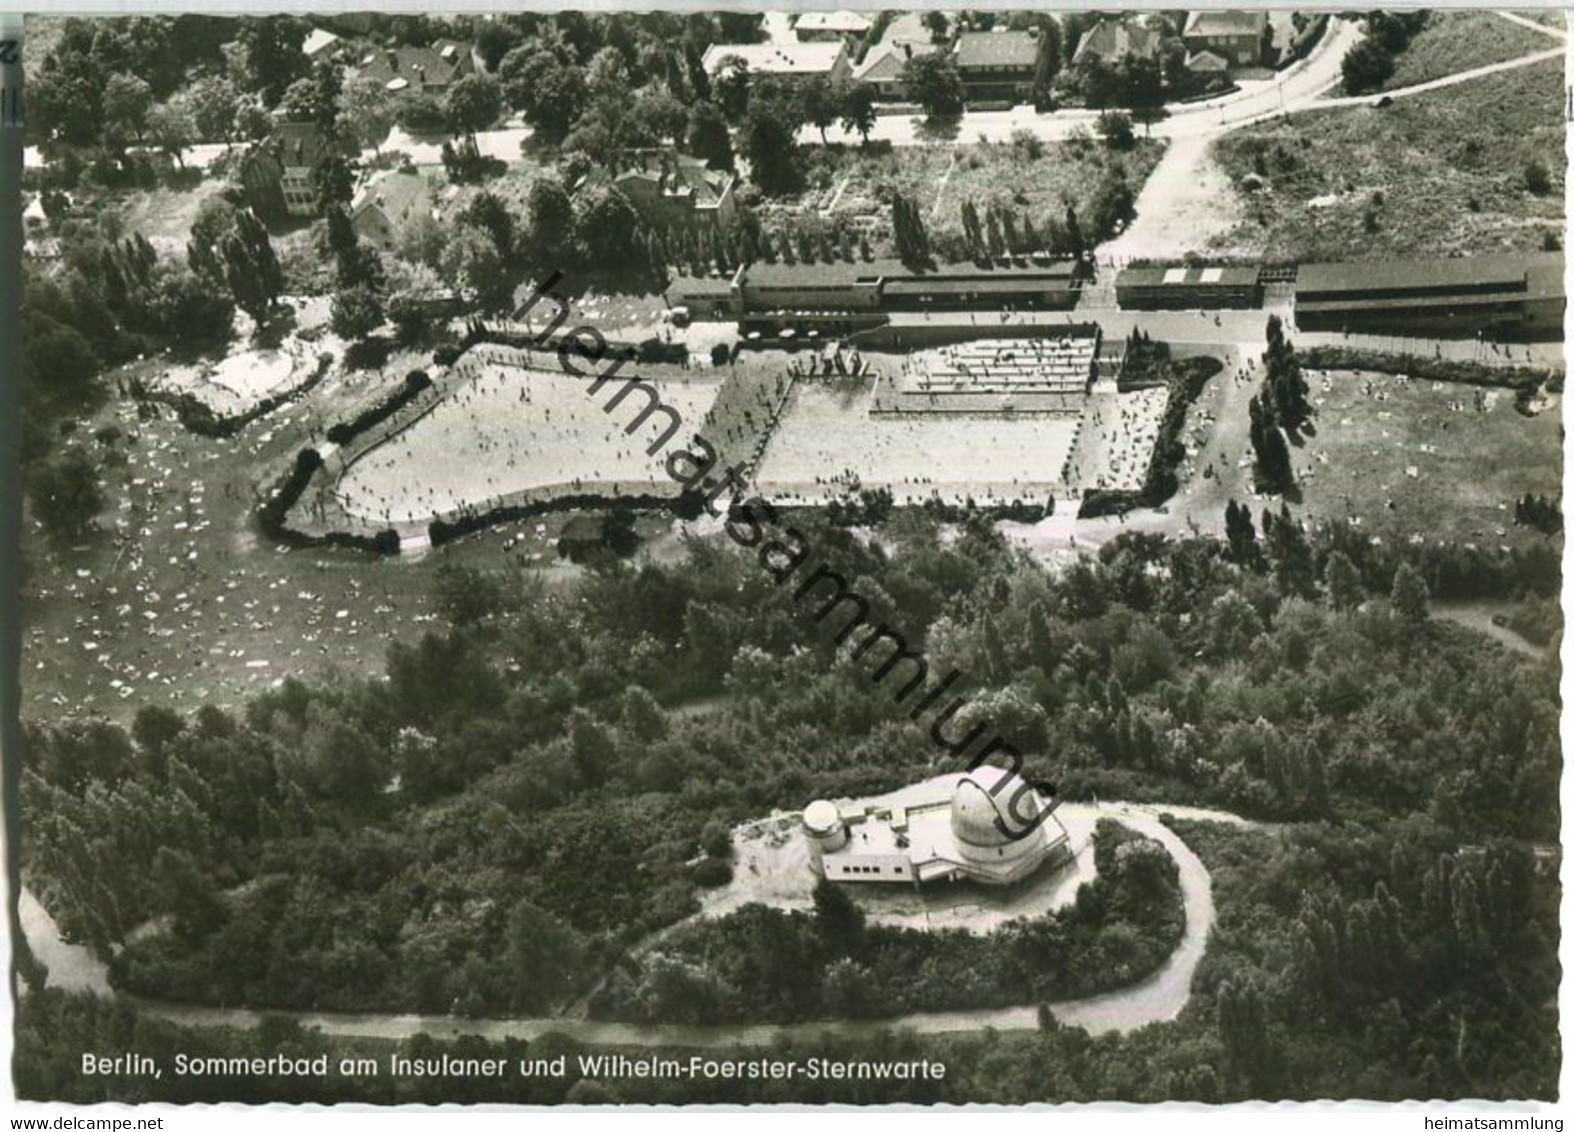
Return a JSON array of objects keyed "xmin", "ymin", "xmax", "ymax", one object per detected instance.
[{"xmin": 18, "ymin": 802, "xmax": 1250, "ymax": 1045}]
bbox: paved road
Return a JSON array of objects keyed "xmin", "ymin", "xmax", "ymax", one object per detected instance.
[{"xmin": 18, "ymin": 802, "xmax": 1249, "ymax": 1045}]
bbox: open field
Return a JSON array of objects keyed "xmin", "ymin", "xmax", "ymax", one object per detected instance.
[
  {"xmin": 1210, "ymin": 59, "xmax": 1564, "ymax": 261},
  {"xmin": 334, "ymin": 354, "xmax": 725, "ymax": 524},
  {"xmin": 791, "ymin": 136, "xmax": 1166, "ymax": 259},
  {"xmin": 1381, "ymin": 10, "xmax": 1556, "ymax": 90},
  {"xmin": 1288, "ymin": 370, "xmax": 1562, "ymax": 545}
]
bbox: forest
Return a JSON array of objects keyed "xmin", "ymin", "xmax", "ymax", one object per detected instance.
[{"xmin": 18, "ymin": 499, "xmax": 1562, "ymax": 1097}]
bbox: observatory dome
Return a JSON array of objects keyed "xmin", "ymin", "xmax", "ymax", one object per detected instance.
[{"xmin": 950, "ymin": 767, "xmax": 1045, "ymax": 852}]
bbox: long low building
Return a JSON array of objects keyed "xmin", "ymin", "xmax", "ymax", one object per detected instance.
[
  {"xmin": 1293, "ymin": 253, "xmax": 1565, "ymax": 341},
  {"xmin": 666, "ymin": 257, "xmax": 1086, "ymax": 334},
  {"xmin": 803, "ymin": 767, "xmax": 1073, "ymax": 888},
  {"xmin": 1114, "ymin": 263, "xmax": 1264, "ymax": 310}
]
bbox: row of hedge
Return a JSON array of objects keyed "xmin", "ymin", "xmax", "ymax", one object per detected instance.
[
  {"xmin": 428, "ymin": 488, "xmax": 705, "ymax": 548},
  {"xmin": 1299, "ymin": 346, "xmax": 1558, "ymax": 413},
  {"xmin": 1078, "ymin": 355, "xmax": 1223, "ymax": 519},
  {"xmin": 256, "ymin": 447, "xmax": 400, "ymax": 556},
  {"xmin": 325, "ymin": 371, "xmax": 433, "ymax": 446}
]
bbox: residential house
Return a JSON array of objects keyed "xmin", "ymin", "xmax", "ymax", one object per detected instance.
[
  {"xmin": 852, "ymin": 38, "xmax": 937, "ymax": 99},
  {"xmin": 793, "ymin": 11, "xmax": 874, "ymax": 42},
  {"xmin": 356, "ymin": 39, "xmax": 476, "ymax": 97},
  {"xmin": 1070, "ymin": 18, "xmax": 1160, "ymax": 67},
  {"xmin": 953, "ymin": 29, "xmax": 1042, "ymax": 102},
  {"xmin": 1181, "ymin": 11, "xmax": 1268, "ymax": 70},
  {"xmin": 239, "ymin": 121, "xmax": 333, "ymax": 219},
  {"xmin": 302, "ymin": 28, "xmax": 341, "ymax": 61},
  {"xmin": 576, "ymin": 148, "xmax": 737, "ymax": 231},
  {"xmin": 700, "ymin": 41, "xmax": 852, "ymax": 85},
  {"xmin": 350, "ymin": 170, "xmax": 434, "ymax": 249}
]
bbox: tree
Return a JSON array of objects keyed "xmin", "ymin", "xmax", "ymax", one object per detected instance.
[
  {"xmin": 102, "ymin": 72, "xmax": 154, "ymax": 149},
  {"xmin": 922, "ymin": 11, "xmax": 951, "ymax": 43},
  {"xmin": 27, "ymin": 447, "xmax": 104, "ymax": 541},
  {"xmin": 444, "ymin": 74, "xmax": 504, "ymax": 144},
  {"xmin": 330, "ymin": 283, "xmax": 385, "ymax": 341},
  {"xmin": 891, "ymin": 191, "xmax": 931, "ymax": 265},
  {"xmin": 313, "ymin": 154, "xmax": 356, "ymax": 214},
  {"xmin": 1341, "ymin": 38, "xmax": 1394, "ymax": 94},
  {"xmin": 800, "ymin": 75, "xmax": 838, "ymax": 144},
  {"xmin": 812, "ymin": 876, "xmax": 865, "ymax": 948},
  {"xmin": 1096, "ymin": 109, "xmax": 1135, "ymax": 150},
  {"xmin": 685, "ymin": 100, "xmax": 735, "ymax": 172},
  {"xmin": 339, "ymin": 76, "xmax": 396, "ymax": 153},
  {"xmin": 743, "ymin": 88, "xmax": 804, "ymax": 195},
  {"xmin": 839, "ymin": 81, "xmax": 877, "ymax": 145},
  {"xmin": 902, "ymin": 53, "xmax": 965, "ymax": 119},
  {"xmin": 234, "ymin": 16, "xmax": 309, "ymax": 106},
  {"xmin": 1391, "ymin": 562, "xmax": 1430, "ymax": 623},
  {"xmin": 525, "ymin": 176, "xmax": 580, "ymax": 263},
  {"xmin": 144, "ymin": 100, "xmax": 198, "ymax": 166},
  {"xmin": 1324, "ymin": 551, "xmax": 1363, "ymax": 612},
  {"xmin": 576, "ymin": 187, "xmax": 645, "ymax": 268}
]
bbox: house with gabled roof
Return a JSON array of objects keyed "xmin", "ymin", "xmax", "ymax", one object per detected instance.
[
  {"xmin": 350, "ymin": 170, "xmax": 434, "ymax": 248},
  {"xmin": 1071, "ymin": 18, "xmax": 1161, "ymax": 67},
  {"xmin": 1182, "ymin": 10, "xmax": 1268, "ymax": 69},
  {"xmin": 576, "ymin": 148, "xmax": 737, "ymax": 231},
  {"xmin": 239, "ymin": 121, "xmax": 334, "ymax": 219},
  {"xmin": 356, "ymin": 38, "xmax": 476, "ymax": 97}
]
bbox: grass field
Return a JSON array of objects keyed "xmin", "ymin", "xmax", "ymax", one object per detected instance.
[
  {"xmin": 1381, "ymin": 10, "xmax": 1556, "ymax": 90},
  {"xmin": 1289, "ymin": 370, "xmax": 1562, "ymax": 545},
  {"xmin": 792, "ymin": 136, "xmax": 1166, "ymax": 259},
  {"xmin": 1210, "ymin": 59, "xmax": 1564, "ymax": 261}
]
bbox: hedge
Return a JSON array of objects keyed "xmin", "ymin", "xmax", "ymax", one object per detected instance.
[
  {"xmin": 325, "ymin": 371, "xmax": 433, "ymax": 445},
  {"xmin": 255, "ymin": 446, "xmax": 399, "ymax": 556}
]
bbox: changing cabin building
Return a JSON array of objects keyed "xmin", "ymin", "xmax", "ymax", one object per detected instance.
[
  {"xmin": 1115, "ymin": 264, "xmax": 1264, "ymax": 310},
  {"xmin": 803, "ymin": 767, "xmax": 1072, "ymax": 888},
  {"xmin": 665, "ymin": 258, "xmax": 1086, "ymax": 334},
  {"xmin": 1292, "ymin": 254, "xmax": 1566, "ymax": 341}
]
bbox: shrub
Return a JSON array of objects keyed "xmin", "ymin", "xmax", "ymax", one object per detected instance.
[
  {"xmin": 1524, "ymin": 160, "xmax": 1552, "ymax": 196},
  {"xmin": 691, "ymin": 858, "xmax": 733, "ymax": 887}
]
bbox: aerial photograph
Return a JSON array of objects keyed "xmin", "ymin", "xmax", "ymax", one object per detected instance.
[{"xmin": 7, "ymin": 6, "xmax": 1566, "ymax": 1108}]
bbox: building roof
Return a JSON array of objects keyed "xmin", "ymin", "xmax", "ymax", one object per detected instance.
[
  {"xmin": 1072, "ymin": 19, "xmax": 1160, "ymax": 65},
  {"xmin": 666, "ymin": 275, "xmax": 736, "ymax": 302},
  {"xmin": 954, "ymin": 29, "xmax": 1042, "ymax": 71},
  {"xmin": 1182, "ymin": 10, "xmax": 1269, "ymax": 39},
  {"xmin": 1184, "ymin": 48, "xmax": 1231, "ymax": 72},
  {"xmin": 1295, "ymin": 255, "xmax": 1551, "ymax": 297},
  {"xmin": 302, "ymin": 28, "xmax": 340, "ymax": 57},
  {"xmin": 853, "ymin": 39, "xmax": 937, "ymax": 82},
  {"xmin": 351, "ymin": 170, "xmax": 431, "ymax": 227},
  {"xmin": 952, "ymin": 766, "xmax": 1044, "ymax": 848},
  {"xmin": 267, "ymin": 121, "xmax": 331, "ymax": 168},
  {"xmin": 1117, "ymin": 264, "xmax": 1260, "ymax": 288},
  {"xmin": 357, "ymin": 39, "xmax": 473, "ymax": 91},
  {"xmin": 701, "ymin": 40, "xmax": 847, "ymax": 77},
  {"xmin": 794, "ymin": 10, "xmax": 873, "ymax": 35},
  {"xmin": 742, "ymin": 257, "xmax": 1079, "ymax": 290},
  {"xmin": 582, "ymin": 149, "xmax": 734, "ymax": 211}
]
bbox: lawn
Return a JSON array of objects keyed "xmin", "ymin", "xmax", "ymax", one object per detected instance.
[
  {"xmin": 788, "ymin": 135, "xmax": 1167, "ymax": 260},
  {"xmin": 1210, "ymin": 59, "xmax": 1564, "ymax": 261},
  {"xmin": 1288, "ymin": 369, "xmax": 1562, "ymax": 546},
  {"xmin": 1381, "ymin": 10, "xmax": 1556, "ymax": 90}
]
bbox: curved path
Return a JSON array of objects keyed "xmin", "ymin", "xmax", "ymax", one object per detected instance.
[{"xmin": 18, "ymin": 802, "xmax": 1250, "ymax": 1045}]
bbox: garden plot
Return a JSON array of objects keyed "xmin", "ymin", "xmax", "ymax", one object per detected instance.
[
  {"xmin": 754, "ymin": 376, "xmax": 1079, "ymax": 506},
  {"xmin": 148, "ymin": 341, "xmax": 318, "ymax": 421},
  {"xmin": 333, "ymin": 356, "xmax": 725, "ymax": 525}
]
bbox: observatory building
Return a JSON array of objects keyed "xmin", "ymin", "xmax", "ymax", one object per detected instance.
[{"xmin": 802, "ymin": 767, "xmax": 1072, "ymax": 888}]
